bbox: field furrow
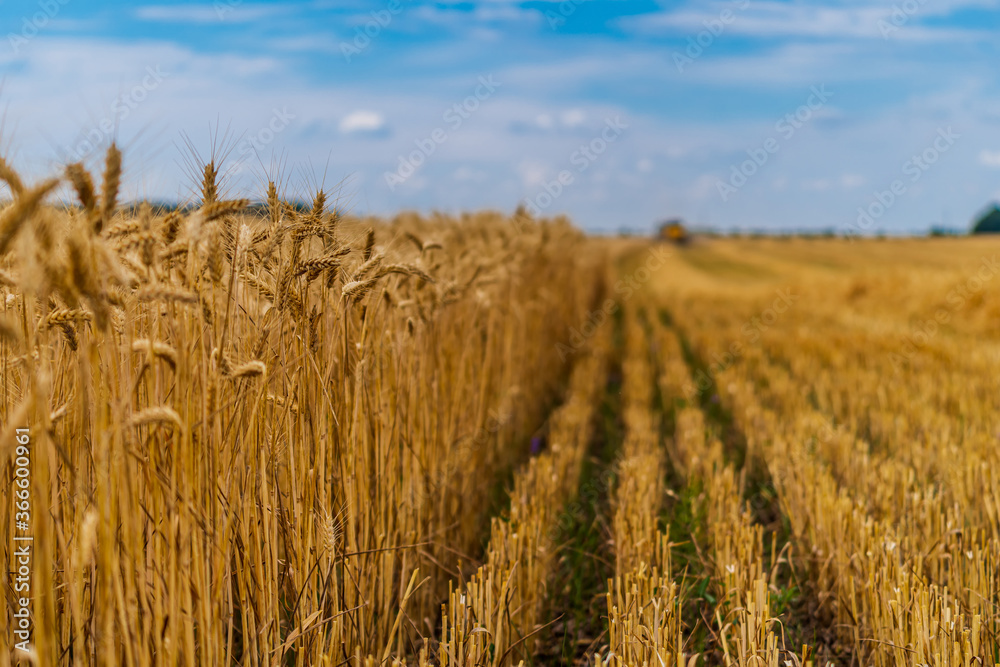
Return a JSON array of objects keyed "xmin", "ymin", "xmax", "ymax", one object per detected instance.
[
  {"xmin": 653, "ymin": 314, "xmax": 787, "ymax": 667},
  {"xmin": 431, "ymin": 317, "xmax": 611, "ymax": 667},
  {"xmin": 598, "ymin": 300, "xmax": 681, "ymax": 667}
]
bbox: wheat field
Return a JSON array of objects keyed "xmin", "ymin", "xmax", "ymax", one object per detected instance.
[{"xmin": 2, "ymin": 150, "xmax": 999, "ymax": 666}]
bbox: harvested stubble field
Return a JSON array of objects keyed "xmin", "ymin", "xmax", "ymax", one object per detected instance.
[{"xmin": 2, "ymin": 151, "xmax": 1000, "ymax": 667}]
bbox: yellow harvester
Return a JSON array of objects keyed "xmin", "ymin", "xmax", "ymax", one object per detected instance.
[{"xmin": 658, "ymin": 219, "xmax": 690, "ymax": 245}]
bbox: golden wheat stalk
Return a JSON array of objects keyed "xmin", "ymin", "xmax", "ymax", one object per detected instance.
[
  {"xmin": 342, "ymin": 277, "xmax": 380, "ymax": 300},
  {"xmin": 0, "ymin": 156, "xmax": 25, "ymax": 196},
  {"xmin": 0, "ymin": 178, "xmax": 60, "ymax": 255},
  {"xmin": 135, "ymin": 285, "xmax": 199, "ymax": 304},
  {"xmin": 228, "ymin": 360, "xmax": 266, "ymax": 379},
  {"xmin": 66, "ymin": 163, "xmax": 97, "ymax": 220},
  {"xmin": 131, "ymin": 339, "xmax": 179, "ymax": 370},
  {"xmin": 98, "ymin": 144, "xmax": 121, "ymax": 232},
  {"xmin": 105, "ymin": 220, "xmax": 141, "ymax": 238},
  {"xmin": 129, "ymin": 405, "xmax": 183, "ymax": 429},
  {"xmin": 42, "ymin": 308, "xmax": 93, "ymax": 328}
]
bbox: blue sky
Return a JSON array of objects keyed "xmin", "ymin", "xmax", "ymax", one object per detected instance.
[{"xmin": 1, "ymin": 0, "xmax": 999, "ymax": 233}]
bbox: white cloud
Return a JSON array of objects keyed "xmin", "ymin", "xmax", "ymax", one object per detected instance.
[
  {"xmin": 408, "ymin": 4, "xmax": 542, "ymax": 31},
  {"xmin": 841, "ymin": 173, "xmax": 865, "ymax": 188},
  {"xmin": 339, "ymin": 110, "xmax": 385, "ymax": 133},
  {"xmin": 979, "ymin": 150, "xmax": 1000, "ymax": 167},
  {"xmin": 691, "ymin": 173, "xmax": 719, "ymax": 201},
  {"xmin": 453, "ymin": 166, "xmax": 487, "ymax": 182},
  {"xmin": 801, "ymin": 178, "xmax": 832, "ymax": 191},
  {"xmin": 134, "ymin": 4, "xmax": 277, "ymax": 23},
  {"xmin": 620, "ymin": 0, "xmax": 994, "ymax": 42},
  {"xmin": 561, "ymin": 109, "xmax": 586, "ymax": 127},
  {"xmin": 517, "ymin": 161, "xmax": 550, "ymax": 188},
  {"xmin": 535, "ymin": 113, "xmax": 554, "ymax": 129}
]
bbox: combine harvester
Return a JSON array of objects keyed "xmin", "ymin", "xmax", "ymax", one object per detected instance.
[{"xmin": 657, "ymin": 218, "xmax": 690, "ymax": 245}]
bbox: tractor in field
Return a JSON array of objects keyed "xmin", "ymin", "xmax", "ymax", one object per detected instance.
[{"xmin": 658, "ymin": 218, "xmax": 690, "ymax": 245}]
